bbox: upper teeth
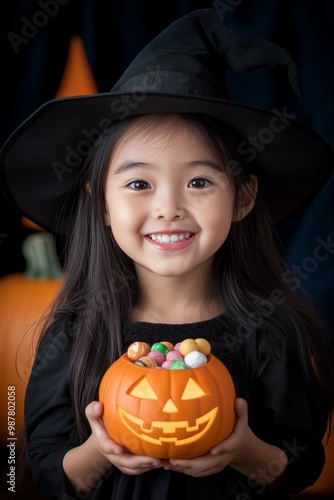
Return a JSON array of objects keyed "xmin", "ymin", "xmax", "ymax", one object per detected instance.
[{"xmin": 149, "ymin": 233, "xmax": 191, "ymax": 243}]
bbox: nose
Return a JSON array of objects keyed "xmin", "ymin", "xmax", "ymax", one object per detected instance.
[{"xmin": 152, "ymin": 187, "xmax": 186, "ymax": 220}]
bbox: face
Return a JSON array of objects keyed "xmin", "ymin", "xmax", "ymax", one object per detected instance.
[{"xmin": 104, "ymin": 116, "xmax": 253, "ymax": 281}]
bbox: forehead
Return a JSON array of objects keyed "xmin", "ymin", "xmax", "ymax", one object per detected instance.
[{"xmin": 109, "ymin": 114, "xmax": 220, "ymax": 164}]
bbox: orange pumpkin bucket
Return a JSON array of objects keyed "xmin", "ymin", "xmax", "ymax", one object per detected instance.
[{"xmin": 99, "ymin": 353, "xmax": 236, "ymax": 458}]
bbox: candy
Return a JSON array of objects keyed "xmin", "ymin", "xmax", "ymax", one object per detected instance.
[
  {"xmin": 179, "ymin": 338, "xmax": 199, "ymax": 357},
  {"xmin": 147, "ymin": 350, "xmax": 165, "ymax": 366},
  {"xmin": 169, "ymin": 360, "xmax": 188, "ymax": 370},
  {"xmin": 166, "ymin": 350, "xmax": 184, "ymax": 362},
  {"xmin": 184, "ymin": 351, "xmax": 207, "ymax": 368},
  {"xmin": 127, "ymin": 341, "xmax": 150, "ymax": 361},
  {"xmin": 195, "ymin": 338, "xmax": 211, "ymax": 356},
  {"xmin": 151, "ymin": 342, "xmax": 169, "ymax": 355},
  {"xmin": 134, "ymin": 359, "xmax": 147, "ymax": 367},
  {"xmin": 135, "ymin": 356, "xmax": 157, "ymax": 368},
  {"xmin": 161, "ymin": 360, "xmax": 174, "ymax": 369},
  {"xmin": 160, "ymin": 341, "xmax": 174, "ymax": 352},
  {"xmin": 126, "ymin": 338, "xmax": 212, "ymax": 369}
]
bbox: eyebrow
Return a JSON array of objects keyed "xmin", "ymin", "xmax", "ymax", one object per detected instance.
[{"xmin": 113, "ymin": 159, "xmax": 223, "ymax": 175}]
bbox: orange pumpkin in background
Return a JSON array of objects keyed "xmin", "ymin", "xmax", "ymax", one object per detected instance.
[
  {"xmin": 99, "ymin": 353, "xmax": 236, "ymax": 459},
  {"xmin": 0, "ymin": 34, "xmax": 95, "ymax": 447},
  {"xmin": 0, "ymin": 229, "xmax": 62, "ymax": 445}
]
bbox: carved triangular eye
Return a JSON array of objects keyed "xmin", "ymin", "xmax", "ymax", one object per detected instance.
[
  {"xmin": 129, "ymin": 377, "xmax": 158, "ymax": 399},
  {"xmin": 181, "ymin": 377, "xmax": 206, "ymax": 400}
]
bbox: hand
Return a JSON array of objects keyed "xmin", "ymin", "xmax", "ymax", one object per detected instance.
[
  {"xmin": 85, "ymin": 401, "xmax": 168, "ymax": 475},
  {"xmin": 163, "ymin": 398, "xmax": 249, "ymax": 477}
]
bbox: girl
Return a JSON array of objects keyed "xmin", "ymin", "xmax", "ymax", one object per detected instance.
[{"xmin": 1, "ymin": 9, "xmax": 334, "ymax": 500}]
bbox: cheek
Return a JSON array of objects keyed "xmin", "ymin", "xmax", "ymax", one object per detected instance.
[
  {"xmin": 107, "ymin": 192, "xmax": 140, "ymax": 228},
  {"xmin": 200, "ymin": 199, "xmax": 234, "ymax": 231},
  {"xmin": 192, "ymin": 183, "xmax": 234, "ymax": 217}
]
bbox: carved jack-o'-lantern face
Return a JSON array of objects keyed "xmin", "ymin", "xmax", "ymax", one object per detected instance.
[{"xmin": 99, "ymin": 353, "xmax": 235, "ymax": 458}]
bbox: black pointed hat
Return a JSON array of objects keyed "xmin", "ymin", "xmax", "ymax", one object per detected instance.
[{"xmin": 0, "ymin": 8, "xmax": 333, "ymax": 233}]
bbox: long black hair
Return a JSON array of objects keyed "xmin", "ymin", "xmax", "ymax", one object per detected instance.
[{"xmin": 36, "ymin": 113, "xmax": 334, "ymax": 442}]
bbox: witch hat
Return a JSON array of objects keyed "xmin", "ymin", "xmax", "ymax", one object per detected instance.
[{"xmin": 0, "ymin": 8, "xmax": 332, "ymax": 234}]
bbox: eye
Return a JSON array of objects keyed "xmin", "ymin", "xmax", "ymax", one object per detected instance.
[
  {"xmin": 181, "ymin": 377, "xmax": 207, "ymax": 400},
  {"xmin": 188, "ymin": 178, "xmax": 212, "ymax": 189},
  {"xmin": 128, "ymin": 377, "xmax": 158, "ymax": 400},
  {"xmin": 127, "ymin": 180, "xmax": 151, "ymax": 190}
]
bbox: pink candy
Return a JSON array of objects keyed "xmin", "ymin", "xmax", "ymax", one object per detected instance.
[
  {"xmin": 174, "ymin": 342, "xmax": 182, "ymax": 351},
  {"xmin": 161, "ymin": 360, "xmax": 174, "ymax": 369},
  {"xmin": 147, "ymin": 350, "xmax": 165, "ymax": 366},
  {"xmin": 166, "ymin": 350, "xmax": 184, "ymax": 362}
]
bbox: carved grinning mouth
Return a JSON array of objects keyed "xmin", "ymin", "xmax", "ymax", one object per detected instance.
[{"xmin": 117, "ymin": 406, "xmax": 218, "ymax": 446}]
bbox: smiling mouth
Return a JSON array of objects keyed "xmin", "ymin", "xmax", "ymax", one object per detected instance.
[{"xmin": 147, "ymin": 233, "xmax": 194, "ymax": 243}]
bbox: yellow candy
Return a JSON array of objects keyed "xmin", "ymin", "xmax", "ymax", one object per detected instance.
[
  {"xmin": 195, "ymin": 338, "xmax": 211, "ymax": 356},
  {"xmin": 127, "ymin": 341, "xmax": 150, "ymax": 361},
  {"xmin": 179, "ymin": 338, "xmax": 199, "ymax": 357}
]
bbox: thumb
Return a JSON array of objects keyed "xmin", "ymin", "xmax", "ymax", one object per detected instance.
[
  {"xmin": 85, "ymin": 401, "xmax": 104, "ymax": 423},
  {"xmin": 85, "ymin": 401, "xmax": 123, "ymax": 454},
  {"xmin": 234, "ymin": 398, "xmax": 248, "ymax": 425},
  {"xmin": 85, "ymin": 401, "xmax": 108, "ymax": 438}
]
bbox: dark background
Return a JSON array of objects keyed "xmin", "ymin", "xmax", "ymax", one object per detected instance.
[{"xmin": 0, "ymin": 2, "xmax": 333, "ymax": 499}]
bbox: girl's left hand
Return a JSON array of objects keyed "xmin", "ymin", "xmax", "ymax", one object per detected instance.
[{"xmin": 164, "ymin": 398, "xmax": 249, "ymax": 477}]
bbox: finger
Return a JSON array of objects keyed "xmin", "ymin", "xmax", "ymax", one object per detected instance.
[
  {"xmin": 167, "ymin": 456, "xmax": 226, "ymax": 477},
  {"xmin": 113, "ymin": 454, "xmax": 166, "ymax": 474},
  {"xmin": 233, "ymin": 398, "xmax": 248, "ymax": 436},
  {"xmin": 85, "ymin": 401, "xmax": 103, "ymax": 420},
  {"xmin": 235, "ymin": 397, "xmax": 248, "ymax": 419}
]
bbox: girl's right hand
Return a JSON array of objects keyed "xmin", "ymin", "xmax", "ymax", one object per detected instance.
[{"xmin": 85, "ymin": 401, "xmax": 167, "ymax": 475}]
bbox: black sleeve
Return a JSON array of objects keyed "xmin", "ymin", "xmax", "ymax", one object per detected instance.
[
  {"xmin": 246, "ymin": 331, "xmax": 327, "ymax": 495},
  {"xmin": 24, "ymin": 318, "xmax": 80, "ymax": 500}
]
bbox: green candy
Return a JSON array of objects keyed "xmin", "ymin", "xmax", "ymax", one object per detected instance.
[
  {"xmin": 169, "ymin": 361, "xmax": 188, "ymax": 370},
  {"xmin": 151, "ymin": 342, "xmax": 169, "ymax": 355}
]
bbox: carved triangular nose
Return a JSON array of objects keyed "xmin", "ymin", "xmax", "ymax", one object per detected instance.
[{"xmin": 162, "ymin": 398, "xmax": 178, "ymax": 413}]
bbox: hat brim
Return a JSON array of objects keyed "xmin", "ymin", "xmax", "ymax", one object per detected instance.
[{"xmin": 1, "ymin": 92, "xmax": 333, "ymax": 235}]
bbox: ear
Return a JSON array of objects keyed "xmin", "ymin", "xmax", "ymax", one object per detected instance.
[{"xmin": 233, "ymin": 175, "xmax": 258, "ymax": 222}]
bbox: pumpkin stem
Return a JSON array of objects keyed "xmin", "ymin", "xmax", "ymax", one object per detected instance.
[{"xmin": 22, "ymin": 233, "xmax": 63, "ymax": 279}]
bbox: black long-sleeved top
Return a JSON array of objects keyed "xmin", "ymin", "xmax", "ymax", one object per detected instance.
[{"xmin": 24, "ymin": 313, "xmax": 326, "ymax": 499}]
